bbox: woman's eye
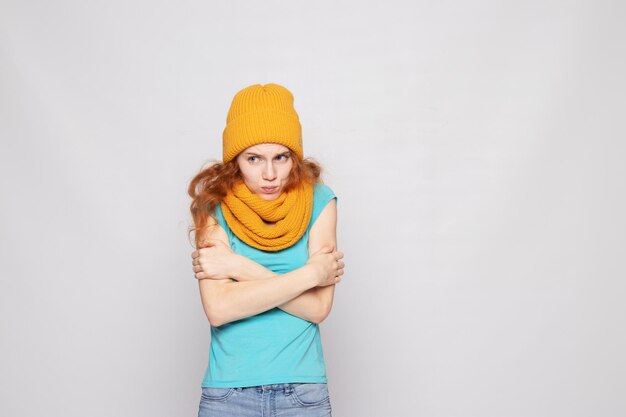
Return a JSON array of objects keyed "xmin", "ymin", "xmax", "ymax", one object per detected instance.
[
  {"xmin": 276, "ymin": 154, "xmax": 289, "ymax": 161},
  {"xmin": 248, "ymin": 156, "xmax": 258, "ymax": 162}
]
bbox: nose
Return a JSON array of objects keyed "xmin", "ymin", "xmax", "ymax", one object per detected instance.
[{"xmin": 262, "ymin": 161, "xmax": 277, "ymax": 181}]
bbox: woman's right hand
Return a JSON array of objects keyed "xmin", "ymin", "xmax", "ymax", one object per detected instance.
[
  {"xmin": 306, "ymin": 245, "xmax": 345, "ymax": 287},
  {"xmin": 191, "ymin": 238, "xmax": 240, "ymax": 281}
]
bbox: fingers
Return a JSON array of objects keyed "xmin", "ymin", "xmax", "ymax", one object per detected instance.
[
  {"xmin": 198, "ymin": 239, "xmax": 230, "ymax": 253},
  {"xmin": 333, "ymin": 269, "xmax": 344, "ymax": 285},
  {"xmin": 336, "ymin": 260, "xmax": 344, "ymax": 278}
]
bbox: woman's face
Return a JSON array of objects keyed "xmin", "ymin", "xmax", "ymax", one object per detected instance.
[{"xmin": 236, "ymin": 143, "xmax": 294, "ymax": 201}]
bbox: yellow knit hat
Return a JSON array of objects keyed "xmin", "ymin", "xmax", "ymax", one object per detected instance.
[{"xmin": 222, "ymin": 83, "xmax": 303, "ymax": 162}]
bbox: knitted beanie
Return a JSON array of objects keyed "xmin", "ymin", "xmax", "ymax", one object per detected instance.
[{"xmin": 222, "ymin": 83, "xmax": 303, "ymax": 163}]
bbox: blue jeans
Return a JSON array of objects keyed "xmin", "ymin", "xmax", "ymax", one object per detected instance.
[{"xmin": 198, "ymin": 383, "xmax": 332, "ymax": 417}]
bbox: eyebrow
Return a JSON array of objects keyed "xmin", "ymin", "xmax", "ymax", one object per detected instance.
[{"xmin": 243, "ymin": 151, "xmax": 290, "ymax": 157}]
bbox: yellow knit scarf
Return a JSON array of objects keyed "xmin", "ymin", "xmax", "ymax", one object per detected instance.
[{"xmin": 221, "ymin": 180, "xmax": 314, "ymax": 251}]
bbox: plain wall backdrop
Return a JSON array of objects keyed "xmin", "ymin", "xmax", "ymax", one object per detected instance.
[{"xmin": 1, "ymin": 1, "xmax": 625, "ymax": 416}]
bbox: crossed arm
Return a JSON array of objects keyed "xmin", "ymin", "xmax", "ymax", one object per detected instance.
[{"xmin": 194, "ymin": 198, "xmax": 339, "ymax": 325}]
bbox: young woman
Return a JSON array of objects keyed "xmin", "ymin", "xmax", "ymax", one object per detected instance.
[{"xmin": 188, "ymin": 83, "xmax": 344, "ymax": 417}]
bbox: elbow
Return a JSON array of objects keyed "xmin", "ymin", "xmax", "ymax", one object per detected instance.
[
  {"xmin": 311, "ymin": 303, "xmax": 331, "ymax": 324},
  {"xmin": 204, "ymin": 307, "xmax": 221, "ymax": 327},
  {"xmin": 208, "ymin": 311, "xmax": 230, "ymax": 328},
  {"xmin": 208, "ymin": 314, "xmax": 224, "ymax": 328},
  {"xmin": 200, "ymin": 283, "xmax": 233, "ymax": 327},
  {"xmin": 204, "ymin": 302, "xmax": 228, "ymax": 327}
]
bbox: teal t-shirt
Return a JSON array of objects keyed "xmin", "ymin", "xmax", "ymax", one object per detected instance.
[{"xmin": 201, "ymin": 182, "xmax": 338, "ymax": 388}]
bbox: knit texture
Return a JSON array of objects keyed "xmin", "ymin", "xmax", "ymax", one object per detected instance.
[
  {"xmin": 221, "ymin": 180, "xmax": 313, "ymax": 251},
  {"xmin": 222, "ymin": 83, "xmax": 303, "ymax": 162}
]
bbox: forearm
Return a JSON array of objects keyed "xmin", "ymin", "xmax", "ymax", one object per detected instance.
[
  {"xmin": 212, "ymin": 264, "xmax": 318, "ymax": 326},
  {"xmin": 232, "ymin": 254, "xmax": 324, "ymax": 322},
  {"xmin": 231, "ymin": 254, "xmax": 277, "ymax": 281}
]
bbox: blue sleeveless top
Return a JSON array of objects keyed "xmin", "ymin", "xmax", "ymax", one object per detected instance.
[{"xmin": 201, "ymin": 183, "xmax": 338, "ymax": 388}]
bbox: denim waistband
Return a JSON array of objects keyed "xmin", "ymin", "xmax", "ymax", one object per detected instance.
[{"xmin": 253, "ymin": 383, "xmax": 293, "ymax": 394}]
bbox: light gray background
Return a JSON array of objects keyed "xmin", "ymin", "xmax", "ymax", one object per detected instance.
[{"xmin": 1, "ymin": 1, "xmax": 624, "ymax": 416}]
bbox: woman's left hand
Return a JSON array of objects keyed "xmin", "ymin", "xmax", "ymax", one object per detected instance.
[{"xmin": 191, "ymin": 238, "xmax": 240, "ymax": 280}]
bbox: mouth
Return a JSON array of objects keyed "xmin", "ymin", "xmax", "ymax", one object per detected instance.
[{"xmin": 261, "ymin": 186, "xmax": 278, "ymax": 193}]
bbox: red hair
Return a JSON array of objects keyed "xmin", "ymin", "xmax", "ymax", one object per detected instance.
[{"xmin": 187, "ymin": 150, "xmax": 324, "ymax": 248}]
